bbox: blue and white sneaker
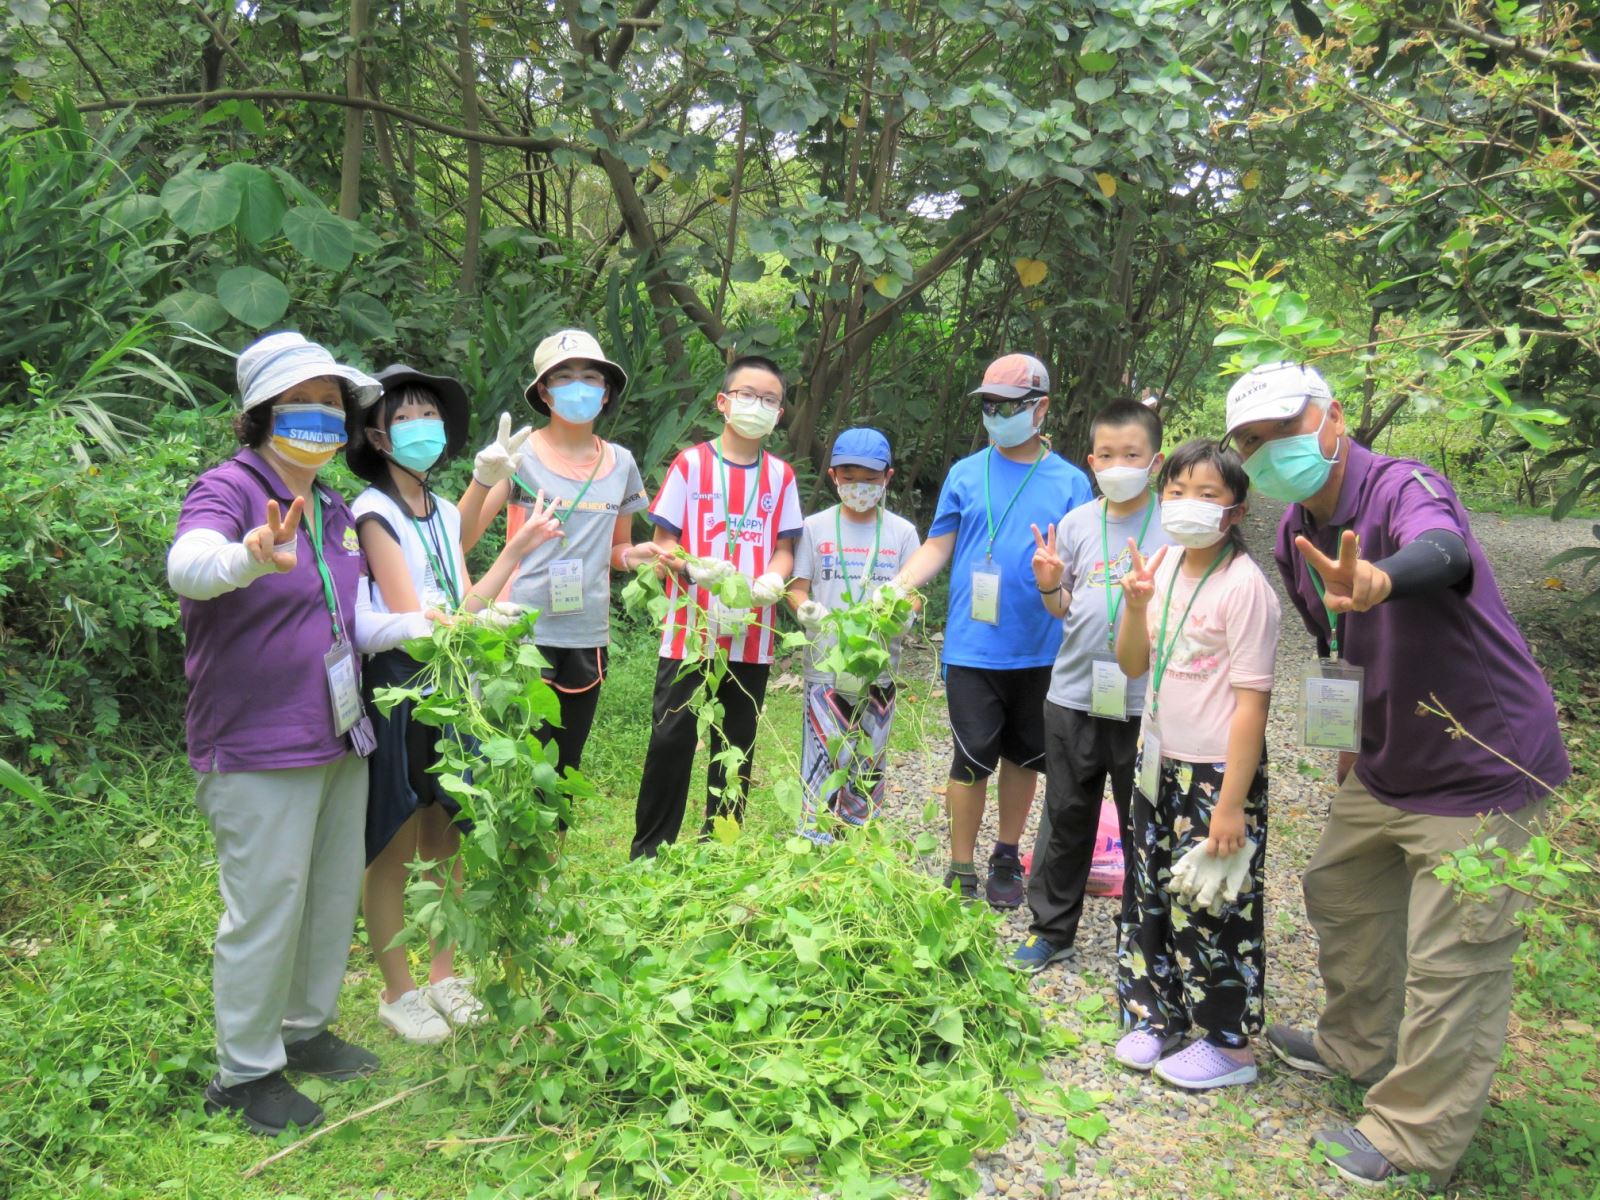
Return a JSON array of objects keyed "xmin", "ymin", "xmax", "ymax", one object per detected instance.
[{"xmin": 1009, "ymin": 934, "xmax": 1074, "ymax": 973}]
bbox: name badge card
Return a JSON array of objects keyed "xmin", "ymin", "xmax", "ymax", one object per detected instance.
[
  {"xmin": 1301, "ymin": 659, "xmax": 1364, "ymax": 752},
  {"xmin": 1137, "ymin": 725, "xmax": 1162, "ymax": 799},
  {"xmin": 1089, "ymin": 651, "xmax": 1129, "ymax": 720},
  {"xmin": 324, "ymin": 640, "xmax": 364, "ymax": 736},
  {"xmin": 708, "ymin": 595, "xmax": 745, "ymax": 640},
  {"xmin": 549, "ymin": 558, "xmax": 585, "ymax": 615},
  {"xmin": 970, "ymin": 559, "xmax": 1001, "ymax": 625}
]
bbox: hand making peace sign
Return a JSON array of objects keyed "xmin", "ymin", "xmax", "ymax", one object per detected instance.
[
  {"xmin": 1295, "ymin": 529, "xmax": 1392, "ymax": 613},
  {"xmin": 506, "ymin": 488, "xmax": 563, "ymax": 555},
  {"xmin": 1118, "ymin": 538, "xmax": 1168, "ymax": 610},
  {"xmin": 243, "ymin": 497, "xmax": 305, "ymax": 573},
  {"xmin": 1030, "ymin": 522, "xmax": 1064, "ymax": 591}
]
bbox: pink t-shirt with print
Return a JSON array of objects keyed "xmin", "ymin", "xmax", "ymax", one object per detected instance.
[{"xmin": 1141, "ymin": 548, "xmax": 1281, "ymax": 763}]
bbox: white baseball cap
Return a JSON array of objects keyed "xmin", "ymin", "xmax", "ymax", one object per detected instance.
[
  {"xmin": 237, "ymin": 332, "xmax": 380, "ymax": 411},
  {"xmin": 1224, "ymin": 362, "xmax": 1332, "ymax": 438},
  {"xmin": 524, "ymin": 328, "xmax": 628, "ymax": 415}
]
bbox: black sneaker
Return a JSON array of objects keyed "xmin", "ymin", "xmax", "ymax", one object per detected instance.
[
  {"xmin": 284, "ymin": 1030, "xmax": 380, "ymax": 1080},
  {"xmin": 204, "ymin": 1072, "xmax": 324, "ymax": 1136},
  {"xmin": 941, "ymin": 868, "xmax": 981, "ymax": 902},
  {"xmin": 985, "ymin": 851, "xmax": 1025, "ymax": 910}
]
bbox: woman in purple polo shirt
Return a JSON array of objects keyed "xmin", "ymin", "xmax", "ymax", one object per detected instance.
[{"xmin": 166, "ymin": 333, "xmax": 439, "ymax": 1136}]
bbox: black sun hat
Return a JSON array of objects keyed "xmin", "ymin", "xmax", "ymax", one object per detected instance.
[{"xmin": 347, "ymin": 364, "xmax": 472, "ymax": 483}]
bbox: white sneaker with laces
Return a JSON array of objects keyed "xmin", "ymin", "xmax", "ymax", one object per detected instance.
[
  {"xmin": 377, "ymin": 987, "xmax": 451, "ymax": 1045},
  {"xmin": 425, "ymin": 976, "xmax": 488, "ymax": 1028}
]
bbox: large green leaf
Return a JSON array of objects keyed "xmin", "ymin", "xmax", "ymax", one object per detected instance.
[
  {"xmin": 159, "ymin": 168, "xmax": 242, "ymax": 236},
  {"xmin": 217, "ymin": 266, "xmax": 290, "ymax": 328},
  {"xmin": 339, "ymin": 291, "xmax": 396, "ymax": 340},
  {"xmin": 157, "ymin": 289, "xmax": 230, "ymax": 333},
  {"xmin": 282, "ymin": 204, "xmax": 355, "ymax": 270},
  {"xmin": 219, "ymin": 163, "xmax": 286, "ymax": 244}
]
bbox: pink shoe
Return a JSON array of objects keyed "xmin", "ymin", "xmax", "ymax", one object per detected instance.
[
  {"xmin": 1113, "ymin": 1027, "xmax": 1183, "ymax": 1071},
  {"xmin": 1153, "ymin": 1039, "xmax": 1257, "ymax": 1090}
]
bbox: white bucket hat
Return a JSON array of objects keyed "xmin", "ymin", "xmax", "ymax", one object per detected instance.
[
  {"xmin": 1224, "ymin": 362, "xmax": 1333, "ymax": 438},
  {"xmin": 523, "ymin": 329, "xmax": 628, "ymax": 416},
  {"xmin": 237, "ymin": 331, "xmax": 381, "ymax": 411}
]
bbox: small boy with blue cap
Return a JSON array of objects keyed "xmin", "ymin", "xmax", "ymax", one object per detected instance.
[{"xmin": 788, "ymin": 428, "xmax": 922, "ymax": 840}]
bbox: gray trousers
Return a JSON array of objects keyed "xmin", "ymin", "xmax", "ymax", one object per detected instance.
[{"xmin": 195, "ymin": 755, "xmax": 367, "ymax": 1086}]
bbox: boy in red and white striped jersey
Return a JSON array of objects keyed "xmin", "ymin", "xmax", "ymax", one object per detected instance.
[{"xmin": 630, "ymin": 356, "xmax": 805, "ymax": 859}]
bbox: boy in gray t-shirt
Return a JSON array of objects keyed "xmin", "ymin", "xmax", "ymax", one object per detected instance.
[
  {"xmin": 1012, "ymin": 400, "xmax": 1174, "ymax": 973},
  {"xmin": 789, "ymin": 428, "xmax": 921, "ymax": 841}
]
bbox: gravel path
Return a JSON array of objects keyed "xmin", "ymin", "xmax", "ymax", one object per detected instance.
[{"xmin": 871, "ymin": 502, "xmax": 1591, "ymax": 1199}]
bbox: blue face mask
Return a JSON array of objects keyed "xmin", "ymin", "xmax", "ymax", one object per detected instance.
[
  {"xmin": 548, "ymin": 380, "xmax": 606, "ymax": 424},
  {"xmin": 982, "ymin": 405, "xmax": 1038, "ymax": 449},
  {"xmin": 271, "ymin": 403, "xmax": 347, "ymax": 468},
  {"xmin": 388, "ymin": 417, "xmax": 447, "ymax": 473},
  {"xmin": 1243, "ymin": 407, "xmax": 1338, "ymax": 502}
]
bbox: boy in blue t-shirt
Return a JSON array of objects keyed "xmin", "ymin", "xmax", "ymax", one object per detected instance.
[{"xmin": 895, "ymin": 354, "xmax": 1094, "ymax": 907}]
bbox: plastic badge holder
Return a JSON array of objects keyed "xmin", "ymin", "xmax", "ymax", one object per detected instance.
[{"xmin": 1301, "ymin": 659, "xmax": 1364, "ymax": 752}]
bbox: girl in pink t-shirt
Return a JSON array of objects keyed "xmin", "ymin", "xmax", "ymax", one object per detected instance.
[{"xmin": 1111, "ymin": 438, "xmax": 1281, "ymax": 1090}]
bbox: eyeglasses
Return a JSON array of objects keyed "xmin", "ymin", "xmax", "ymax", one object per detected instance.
[
  {"xmin": 980, "ymin": 397, "xmax": 1040, "ymax": 418},
  {"xmin": 726, "ymin": 388, "xmax": 782, "ymax": 410}
]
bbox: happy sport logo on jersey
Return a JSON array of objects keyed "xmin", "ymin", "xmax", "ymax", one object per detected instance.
[{"xmin": 702, "ymin": 512, "xmax": 766, "ymax": 545}]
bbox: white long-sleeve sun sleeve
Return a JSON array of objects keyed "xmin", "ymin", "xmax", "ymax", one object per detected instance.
[
  {"xmin": 166, "ymin": 528, "xmax": 280, "ymax": 601},
  {"xmin": 352, "ymin": 575, "xmax": 434, "ymax": 654}
]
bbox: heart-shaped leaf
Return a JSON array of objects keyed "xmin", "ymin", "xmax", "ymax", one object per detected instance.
[
  {"xmin": 160, "ymin": 169, "xmax": 242, "ymax": 235},
  {"xmin": 220, "ymin": 163, "xmax": 286, "ymax": 244},
  {"xmin": 282, "ymin": 204, "xmax": 355, "ymax": 270},
  {"xmin": 217, "ymin": 266, "xmax": 290, "ymax": 328}
]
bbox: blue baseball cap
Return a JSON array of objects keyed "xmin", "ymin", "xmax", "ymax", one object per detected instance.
[{"xmin": 831, "ymin": 427, "xmax": 892, "ymax": 469}]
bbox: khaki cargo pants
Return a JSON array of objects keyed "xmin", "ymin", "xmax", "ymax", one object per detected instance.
[{"xmin": 1304, "ymin": 771, "xmax": 1545, "ymax": 1182}]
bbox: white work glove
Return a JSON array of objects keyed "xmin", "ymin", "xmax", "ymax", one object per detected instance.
[
  {"xmin": 796, "ymin": 600, "xmax": 828, "ymax": 632},
  {"xmin": 750, "ymin": 571, "xmax": 787, "ymax": 607},
  {"xmin": 472, "ymin": 600, "xmax": 525, "ymax": 631},
  {"xmin": 473, "ymin": 413, "xmax": 532, "ymax": 487},
  {"xmin": 686, "ymin": 557, "xmax": 734, "ymax": 586},
  {"xmin": 873, "ymin": 581, "xmax": 911, "ymax": 609},
  {"xmin": 1171, "ymin": 840, "xmax": 1256, "ymax": 916}
]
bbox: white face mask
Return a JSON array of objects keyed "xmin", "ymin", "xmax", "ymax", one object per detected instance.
[
  {"xmin": 1095, "ymin": 463, "xmax": 1153, "ymax": 503},
  {"xmin": 837, "ymin": 480, "xmax": 885, "ymax": 513},
  {"xmin": 1160, "ymin": 498, "xmax": 1235, "ymax": 549},
  {"xmin": 726, "ymin": 394, "xmax": 778, "ymax": 439}
]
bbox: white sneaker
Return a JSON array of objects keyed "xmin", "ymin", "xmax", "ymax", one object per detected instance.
[
  {"xmin": 377, "ymin": 987, "xmax": 451, "ymax": 1045},
  {"xmin": 425, "ymin": 976, "xmax": 488, "ymax": 1028}
]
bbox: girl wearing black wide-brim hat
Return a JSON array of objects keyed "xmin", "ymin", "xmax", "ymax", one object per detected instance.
[{"xmin": 347, "ymin": 363, "xmax": 563, "ymax": 1046}]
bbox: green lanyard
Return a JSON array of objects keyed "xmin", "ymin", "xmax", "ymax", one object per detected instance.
[
  {"xmin": 833, "ymin": 505, "xmax": 882, "ymax": 604},
  {"xmin": 983, "ymin": 444, "xmax": 1046, "ymax": 560},
  {"xmin": 306, "ymin": 489, "xmax": 345, "ymax": 644},
  {"xmin": 1149, "ymin": 547, "xmax": 1232, "ymax": 716},
  {"xmin": 715, "ymin": 440, "xmax": 765, "ymax": 562},
  {"xmin": 1100, "ymin": 494, "xmax": 1156, "ymax": 648},
  {"xmin": 406, "ymin": 503, "xmax": 462, "ymax": 610},
  {"xmin": 1305, "ymin": 524, "xmax": 1344, "ymax": 658},
  {"xmin": 512, "ymin": 436, "xmax": 606, "ymax": 542}
]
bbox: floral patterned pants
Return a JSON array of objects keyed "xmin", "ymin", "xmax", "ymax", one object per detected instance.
[{"xmin": 1116, "ymin": 753, "xmax": 1269, "ymax": 1048}]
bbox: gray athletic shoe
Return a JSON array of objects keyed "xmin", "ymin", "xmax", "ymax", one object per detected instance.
[
  {"xmin": 1312, "ymin": 1126, "xmax": 1402, "ymax": 1186},
  {"xmin": 1264, "ymin": 1023, "xmax": 1336, "ymax": 1077}
]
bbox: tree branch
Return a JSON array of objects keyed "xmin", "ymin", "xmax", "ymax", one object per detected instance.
[
  {"xmin": 72, "ymin": 90, "xmax": 592, "ymax": 158},
  {"xmin": 1434, "ymin": 15, "xmax": 1600, "ymax": 79}
]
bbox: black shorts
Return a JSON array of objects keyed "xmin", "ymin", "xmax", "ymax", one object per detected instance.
[{"xmin": 944, "ymin": 663, "xmax": 1050, "ymax": 783}]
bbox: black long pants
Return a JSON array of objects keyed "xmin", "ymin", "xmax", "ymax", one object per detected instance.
[
  {"xmin": 630, "ymin": 656, "xmax": 771, "ymax": 859},
  {"xmin": 1027, "ymin": 702, "xmax": 1138, "ymax": 946}
]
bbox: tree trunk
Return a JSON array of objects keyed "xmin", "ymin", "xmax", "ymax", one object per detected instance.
[
  {"xmin": 455, "ymin": 0, "xmax": 482, "ymax": 297},
  {"xmin": 338, "ymin": 0, "xmax": 369, "ymax": 220}
]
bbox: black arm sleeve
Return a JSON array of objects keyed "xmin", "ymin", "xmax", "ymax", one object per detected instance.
[{"xmin": 1374, "ymin": 528, "xmax": 1471, "ymax": 599}]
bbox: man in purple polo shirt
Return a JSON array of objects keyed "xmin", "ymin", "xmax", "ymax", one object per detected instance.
[{"xmin": 1223, "ymin": 362, "xmax": 1569, "ymax": 1188}]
